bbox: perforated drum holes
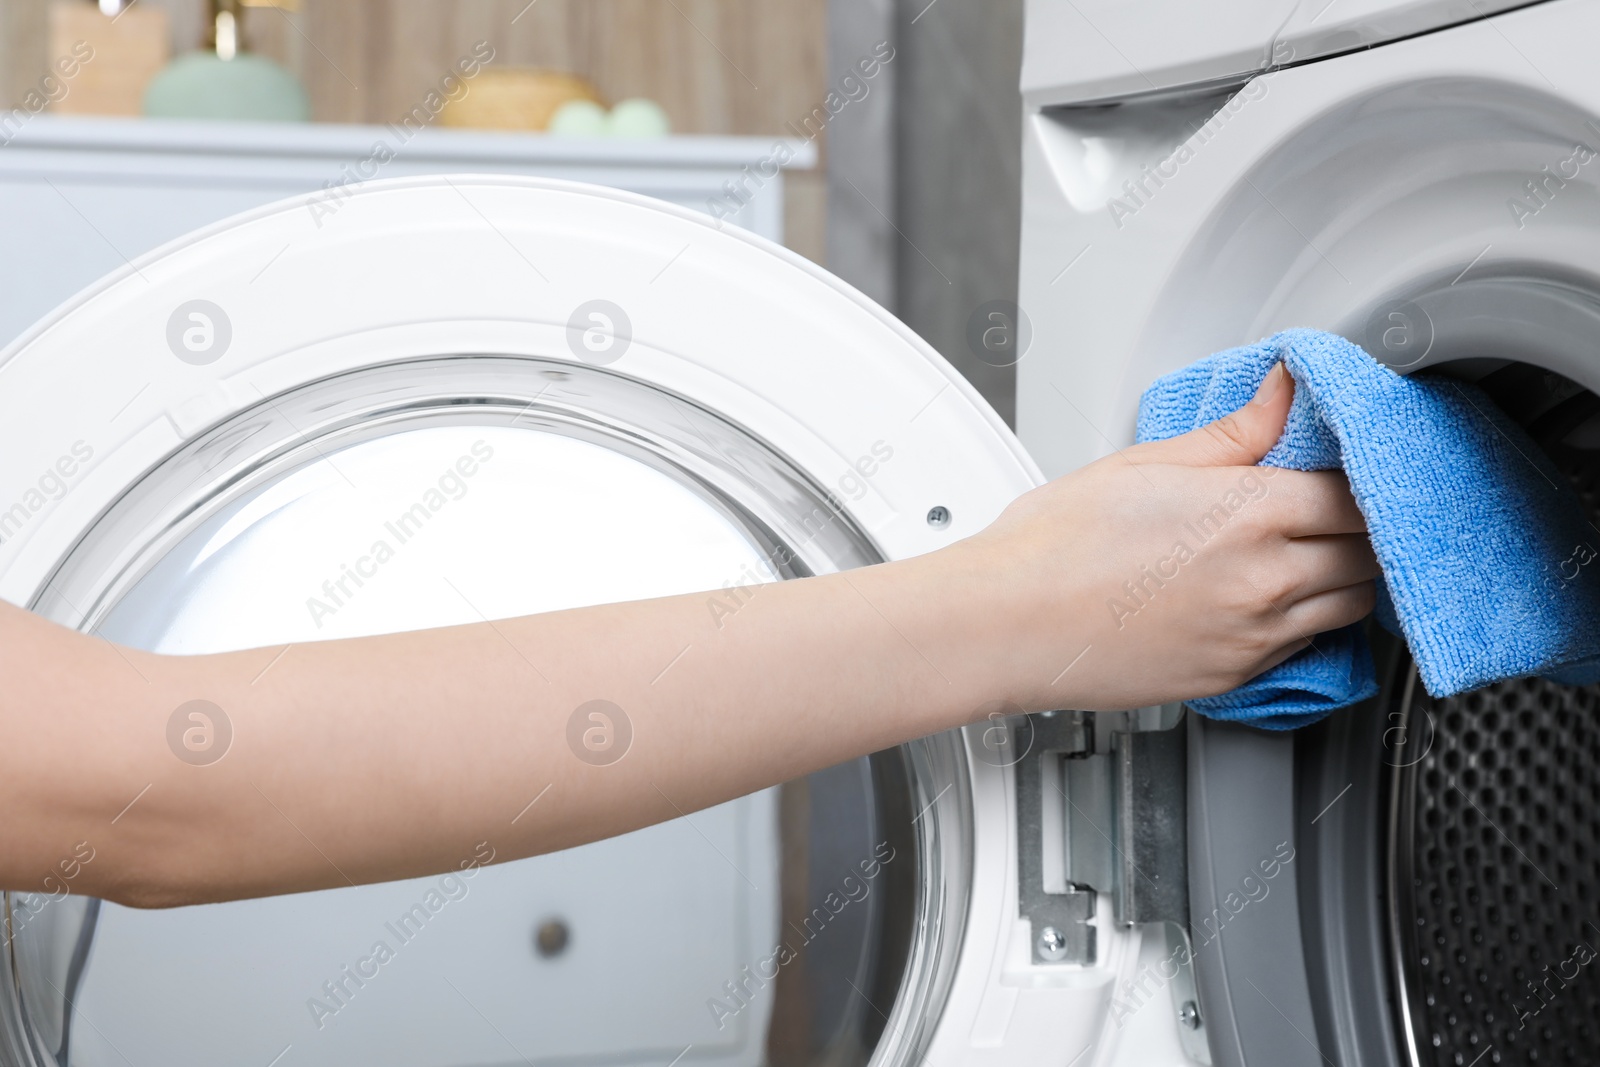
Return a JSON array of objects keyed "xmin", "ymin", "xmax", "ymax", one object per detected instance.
[
  {"xmin": 1395, "ymin": 680, "xmax": 1600, "ymax": 1066},
  {"xmin": 165, "ymin": 300, "xmax": 232, "ymax": 365}
]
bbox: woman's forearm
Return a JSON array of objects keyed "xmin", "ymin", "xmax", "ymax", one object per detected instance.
[{"xmin": 13, "ymin": 545, "xmax": 1016, "ymax": 907}]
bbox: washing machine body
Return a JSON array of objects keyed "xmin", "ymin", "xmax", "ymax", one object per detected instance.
[
  {"xmin": 1019, "ymin": 1, "xmax": 1600, "ymax": 1065},
  {"xmin": 0, "ymin": 175, "xmax": 1190, "ymax": 1067}
]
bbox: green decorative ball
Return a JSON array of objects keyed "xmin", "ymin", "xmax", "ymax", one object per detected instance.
[
  {"xmin": 143, "ymin": 52, "xmax": 310, "ymax": 122},
  {"xmin": 546, "ymin": 99, "xmax": 608, "ymax": 135},
  {"xmin": 606, "ymin": 98, "xmax": 670, "ymax": 137}
]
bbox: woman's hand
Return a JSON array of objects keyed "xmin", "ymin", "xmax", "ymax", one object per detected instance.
[{"xmin": 936, "ymin": 361, "xmax": 1378, "ymax": 712}]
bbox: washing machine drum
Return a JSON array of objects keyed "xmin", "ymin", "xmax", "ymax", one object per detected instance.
[
  {"xmin": 0, "ymin": 178, "xmax": 1036, "ymax": 1066},
  {"xmin": 1386, "ymin": 387, "xmax": 1600, "ymax": 1067},
  {"xmin": 1289, "ymin": 368, "xmax": 1600, "ymax": 1067}
]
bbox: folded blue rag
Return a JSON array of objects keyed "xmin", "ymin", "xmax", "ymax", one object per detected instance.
[{"xmin": 1136, "ymin": 328, "xmax": 1600, "ymax": 730}]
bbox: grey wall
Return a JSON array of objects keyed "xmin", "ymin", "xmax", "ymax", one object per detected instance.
[
  {"xmin": 827, "ymin": 0, "xmax": 1025, "ymax": 425},
  {"xmin": 826, "ymin": 0, "xmax": 898, "ymax": 311}
]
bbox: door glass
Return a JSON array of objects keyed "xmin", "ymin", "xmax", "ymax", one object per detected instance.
[
  {"xmin": 6, "ymin": 359, "xmax": 964, "ymax": 1067},
  {"xmin": 98, "ymin": 424, "xmax": 783, "ymax": 648}
]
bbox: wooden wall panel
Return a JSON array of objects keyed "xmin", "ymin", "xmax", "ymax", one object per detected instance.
[
  {"xmin": 12, "ymin": 0, "xmax": 829, "ymax": 133},
  {"xmin": 224, "ymin": 0, "xmax": 828, "ymax": 138},
  {"xmin": 246, "ymin": 0, "xmax": 827, "ymax": 253},
  {"xmin": 0, "ymin": 0, "xmax": 49, "ymax": 110},
  {"xmin": 7, "ymin": 0, "xmax": 828, "ymax": 251}
]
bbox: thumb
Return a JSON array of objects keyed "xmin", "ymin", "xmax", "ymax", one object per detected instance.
[{"xmin": 1134, "ymin": 362, "xmax": 1293, "ymax": 468}]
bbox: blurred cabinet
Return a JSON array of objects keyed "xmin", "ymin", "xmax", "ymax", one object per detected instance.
[
  {"xmin": 3, "ymin": 0, "xmax": 830, "ymax": 262},
  {"xmin": 0, "ymin": 117, "xmax": 813, "ymax": 347}
]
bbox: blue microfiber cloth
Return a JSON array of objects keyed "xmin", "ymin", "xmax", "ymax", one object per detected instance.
[{"xmin": 1137, "ymin": 327, "xmax": 1600, "ymax": 730}]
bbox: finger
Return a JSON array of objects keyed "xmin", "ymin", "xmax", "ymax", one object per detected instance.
[
  {"xmin": 1260, "ymin": 469, "xmax": 1367, "ymax": 536},
  {"xmin": 1280, "ymin": 581, "xmax": 1377, "ymax": 638},
  {"xmin": 1280, "ymin": 534, "xmax": 1381, "ymax": 600},
  {"xmin": 1129, "ymin": 362, "xmax": 1292, "ymax": 468}
]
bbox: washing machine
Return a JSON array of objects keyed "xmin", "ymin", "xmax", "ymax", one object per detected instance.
[
  {"xmin": 4, "ymin": 5, "xmax": 1599, "ymax": 1067},
  {"xmin": 0, "ymin": 172, "xmax": 1185, "ymax": 1067},
  {"xmin": 1019, "ymin": 0, "xmax": 1600, "ymax": 1065}
]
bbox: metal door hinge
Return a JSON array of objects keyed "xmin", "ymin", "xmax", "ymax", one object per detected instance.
[
  {"xmin": 1015, "ymin": 709, "xmax": 1096, "ymax": 965},
  {"xmin": 1014, "ymin": 705, "xmax": 1192, "ymax": 966}
]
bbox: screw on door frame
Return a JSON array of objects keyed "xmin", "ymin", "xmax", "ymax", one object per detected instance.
[
  {"xmin": 1179, "ymin": 999, "xmax": 1202, "ymax": 1029},
  {"xmin": 1036, "ymin": 926, "xmax": 1069, "ymax": 961},
  {"xmin": 926, "ymin": 505, "xmax": 951, "ymax": 528}
]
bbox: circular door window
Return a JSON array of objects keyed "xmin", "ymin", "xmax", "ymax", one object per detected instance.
[{"xmin": 3, "ymin": 356, "xmax": 970, "ymax": 1067}]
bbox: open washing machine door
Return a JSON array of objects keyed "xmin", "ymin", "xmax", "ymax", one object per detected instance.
[
  {"xmin": 0, "ymin": 175, "xmax": 1159, "ymax": 1067},
  {"xmin": 1019, "ymin": 1, "xmax": 1600, "ymax": 1065}
]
